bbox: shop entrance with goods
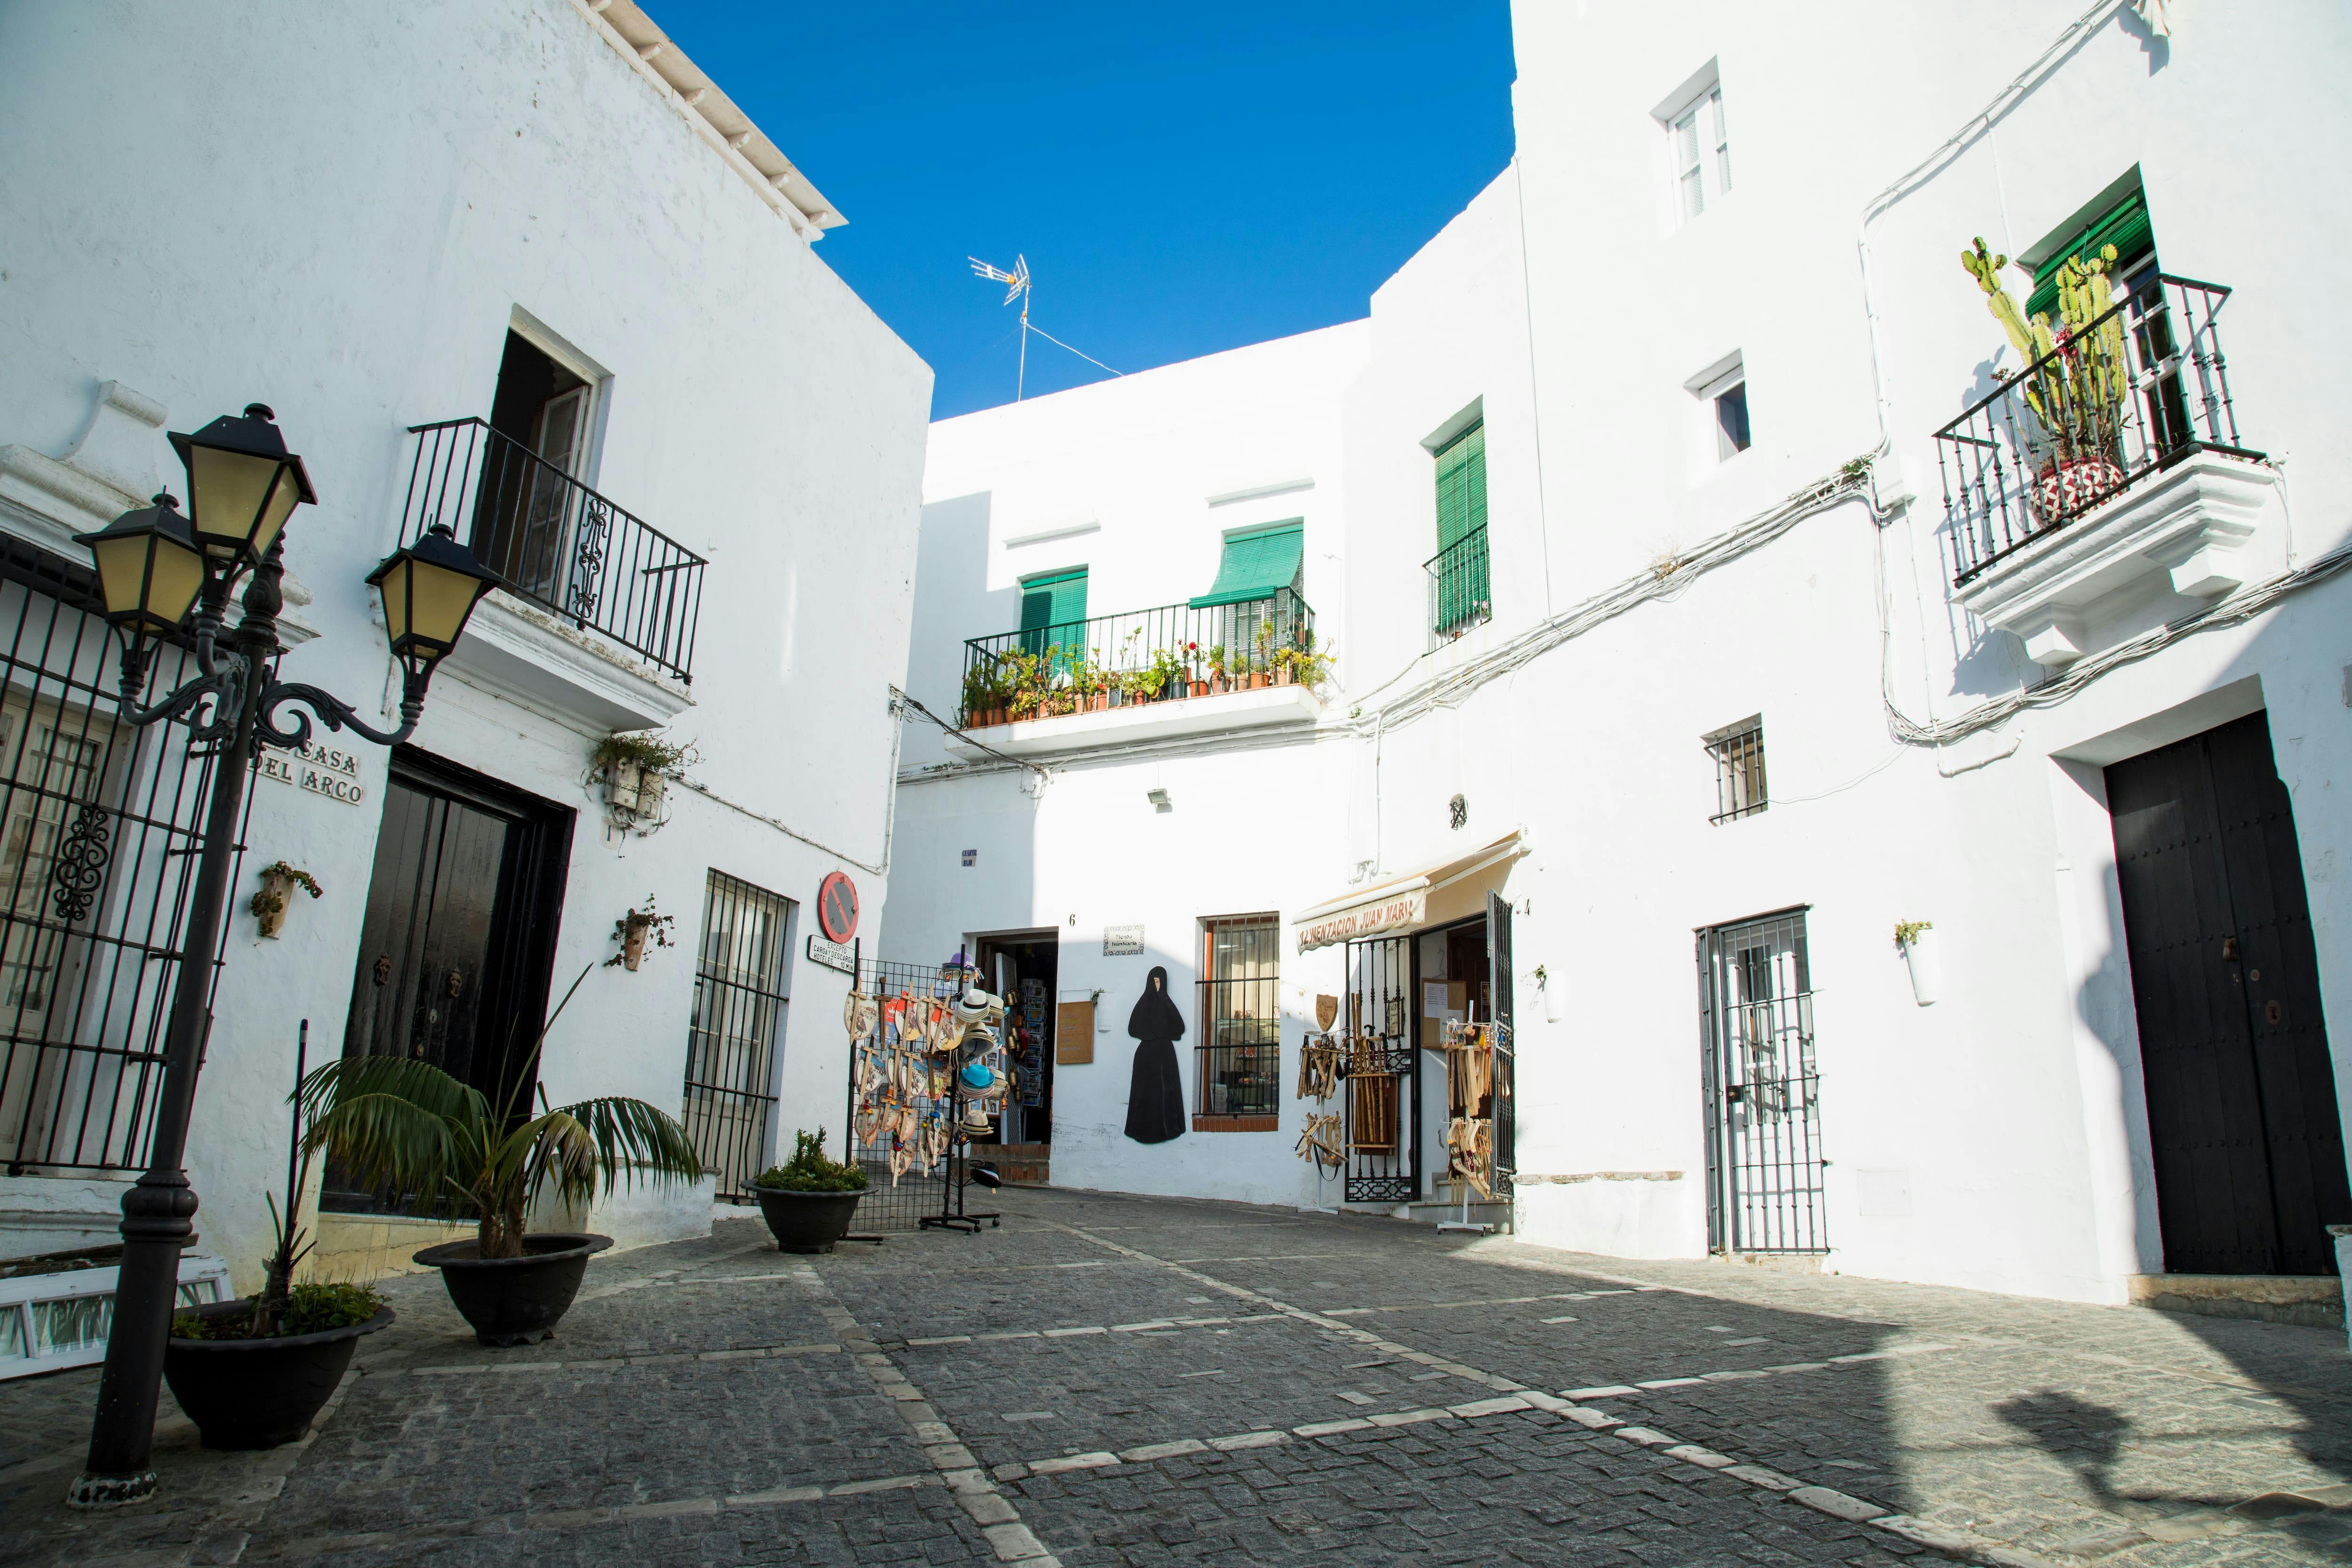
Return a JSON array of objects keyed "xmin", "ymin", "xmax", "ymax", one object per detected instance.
[
  {"xmin": 1308, "ymin": 893, "xmax": 1515, "ymax": 1220},
  {"xmin": 972, "ymin": 931, "xmax": 1057, "ymax": 1186}
]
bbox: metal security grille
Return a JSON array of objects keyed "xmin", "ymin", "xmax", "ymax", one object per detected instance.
[
  {"xmin": 682, "ymin": 872, "xmax": 793, "ymax": 1199},
  {"xmin": 1342, "ymin": 933, "xmax": 1419, "ymax": 1204},
  {"xmin": 1705, "ymin": 717, "xmax": 1767, "ymax": 824},
  {"xmin": 1698, "ymin": 909, "xmax": 1827, "ymax": 1253},
  {"xmin": 1197, "ymin": 915, "xmax": 1279, "ymax": 1120},
  {"xmin": 0, "ymin": 541, "xmax": 242, "ymax": 1175}
]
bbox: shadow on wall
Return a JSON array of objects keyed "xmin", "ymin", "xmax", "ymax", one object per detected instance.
[
  {"xmin": 2062, "ymin": 606, "xmax": 2352, "ymax": 1500},
  {"xmin": 912, "ymin": 490, "xmax": 1024, "ymax": 740}
]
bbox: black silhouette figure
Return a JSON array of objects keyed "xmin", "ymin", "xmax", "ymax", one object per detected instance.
[{"xmin": 1125, "ymin": 965, "xmax": 1186, "ymax": 1144}]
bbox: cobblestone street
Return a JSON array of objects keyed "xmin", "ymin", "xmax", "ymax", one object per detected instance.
[{"xmin": 8, "ymin": 1186, "xmax": 2352, "ymax": 1567}]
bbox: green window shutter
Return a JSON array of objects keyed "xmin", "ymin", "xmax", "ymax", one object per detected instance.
[
  {"xmin": 1431, "ymin": 422, "xmax": 1490, "ymax": 634},
  {"xmin": 1019, "ymin": 568, "xmax": 1086, "ymax": 652},
  {"xmin": 1188, "ymin": 521, "xmax": 1304, "ymax": 609},
  {"xmin": 1434, "ymin": 422, "xmax": 1486, "ymax": 548},
  {"xmin": 2026, "ymin": 189, "xmax": 2156, "ymax": 322}
]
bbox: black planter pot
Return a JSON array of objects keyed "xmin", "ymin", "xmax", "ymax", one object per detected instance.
[
  {"xmin": 163, "ymin": 1299, "xmax": 395, "ymax": 1450},
  {"xmin": 413, "ymin": 1232, "xmax": 612, "ymax": 1347},
  {"xmin": 745, "ymin": 1185, "xmax": 865, "ymax": 1253}
]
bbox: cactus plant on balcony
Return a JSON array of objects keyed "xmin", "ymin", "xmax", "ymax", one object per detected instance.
[{"xmin": 1960, "ymin": 236, "xmax": 2131, "ymax": 525}]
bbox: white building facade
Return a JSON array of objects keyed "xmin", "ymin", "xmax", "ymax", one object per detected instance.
[
  {"xmin": 0, "ymin": 0, "xmax": 930, "ymax": 1320},
  {"xmin": 885, "ymin": 0, "xmax": 2352, "ymax": 1307}
]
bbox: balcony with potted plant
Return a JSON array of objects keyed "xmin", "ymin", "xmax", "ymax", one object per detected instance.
[
  {"xmin": 948, "ymin": 589, "xmax": 1327, "ymax": 758},
  {"xmin": 1936, "ymin": 240, "xmax": 2278, "ymax": 668}
]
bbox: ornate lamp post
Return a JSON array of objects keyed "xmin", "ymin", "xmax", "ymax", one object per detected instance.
[{"xmin": 66, "ymin": 405, "xmax": 500, "ymax": 1507}]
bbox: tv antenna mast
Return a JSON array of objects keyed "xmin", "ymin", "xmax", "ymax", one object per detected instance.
[
  {"xmin": 969, "ymin": 255, "xmax": 1121, "ymax": 402},
  {"xmin": 969, "ymin": 255, "xmax": 1033, "ymax": 400}
]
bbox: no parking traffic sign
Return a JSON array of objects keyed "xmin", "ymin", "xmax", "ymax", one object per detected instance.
[{"xmin": 817, "ymin": 871, "xmax": 859, "ymax": 943}]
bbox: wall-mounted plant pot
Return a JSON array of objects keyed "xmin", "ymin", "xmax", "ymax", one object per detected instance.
[
  {"xmin": 413, "ymin": 1232, "xmax": 612, "ymax": 1347},
  {"xmin": 164, "ymin": 1299, "xmax": 394, "ymax": 1449},
  {"xmin": 255, "ymin": 882, "xmax": 294, "ymax": 939},
  {"xmin": 1901, "ymin": 931, "xmax": 1941, "ymax": 1006},
  {"xmin": 745, "ymin": 1185, "xmax": 865, "ymax": 1253}
]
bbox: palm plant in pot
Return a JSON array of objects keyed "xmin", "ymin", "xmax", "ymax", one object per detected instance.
[
  {"xmin": 299, "ymin": 961, "xmax": 702, "ymax": 1346},
  {"xmin": 166, "ymin": 1023, "xmax": 394, "ymax": 1449},
  {"xmin": 744, "ymin": 1128, "xmax": 869, "ymax": 1253}
]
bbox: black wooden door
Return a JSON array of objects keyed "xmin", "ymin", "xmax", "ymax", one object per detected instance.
[
  {"xmin": 2108, "ymin": 710, "xmax": 2349, "ymax": 1274},
  {"xmin": 325, "ymin": 748, "xmax": 572, "ymax": 1214}
]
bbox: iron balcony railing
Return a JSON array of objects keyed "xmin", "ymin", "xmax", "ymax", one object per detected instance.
[
  {"xmin": 958, "ymin": 589, "xmax": 1315, "ymax": 727},
  {"xmin": 1936, "ymin": 274, "xmax": 2263, "ymax": 587},
  {"xmin": 397, "ymin": 418, "xmax": 705, "ymax": 682},
  {"xmin": 1426, "ymin": 527, "xmax": 1491, "ymax": 646}
]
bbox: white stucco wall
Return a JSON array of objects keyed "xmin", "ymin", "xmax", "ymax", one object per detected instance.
[
  {"xmin": 0, "ymin": 0, "xmax": 930, "ymax": 1288},
  {"xmin": 886, "ymin": 0, "xmax": 2352, "ymax": 1307}
]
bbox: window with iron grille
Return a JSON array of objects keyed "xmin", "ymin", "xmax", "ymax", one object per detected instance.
[
  {"xmin": 1705, "ymin": 716, "xmax": 1767, "ymax": 823},
  {"xmin": 1196, "ymin": 914, "xmax": 1279, "ymax": 1127},
  {"xmin": 681, "ymin": 871, "xmax": 792, "ymax": 1196}
]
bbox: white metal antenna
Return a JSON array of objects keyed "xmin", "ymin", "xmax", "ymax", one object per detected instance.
[
  {"xmin": 969, "ymin": 255, "xmax": 1034, "ymax": 400},
  {"xmin": 969, "ymin": 255, "xmax": 1122, "ymax": 402}
]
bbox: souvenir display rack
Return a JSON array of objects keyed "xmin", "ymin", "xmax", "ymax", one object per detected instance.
[
  {"xmin": 1293, "ymin": 997, "xmax": 1344, "ymax": 1184},
  {"xmin": 1436, "ymin": 1016, "xmax": 1513, "ymax": 1231},
  {"xmin": 844, "ymin": 956, "xmax": 962, "ymax": 1234}
]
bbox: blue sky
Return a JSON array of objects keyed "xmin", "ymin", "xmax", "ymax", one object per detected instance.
[{"xmin": 652, "ymin": 2, "xmax": 1518, "ymax": 419}]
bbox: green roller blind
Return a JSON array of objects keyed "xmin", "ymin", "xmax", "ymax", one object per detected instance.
[
  {"xmin": 1189, "ymin": 521, "xmax": 1303, "ymax": 609},
  {"xmin": 1435, "ymin": 422, "xmax": 1486, "ymax": 549},
  {"xmin": 1019, "ymin": 568, "xmax": 1087, "ymax": 649},
  {"xmin": 2026, "ymin": 189, "xmax": 2156, "ymax": 322}
]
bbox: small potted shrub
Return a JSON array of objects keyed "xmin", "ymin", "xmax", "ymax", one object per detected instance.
[
  {"xmin": 166, "ymin": 1029, "xmax": 392, "ymax": 1449},
  {"xmin": 745, "ymin": 1129, "xmax": 868, "ymax": 1253},
  {"xmin": 301, "ymin": 961, "xmax": 702, "ymax": 1346},
  {"xmin": 592, "ymin": 731, "xmax": 696, "ymax": 831},
  {"xmin": 250, "ymin": 860, "xmax": 322, "ymax": 939},
  {"xmin": 1206, "ymin": 645, "xmax": 1228, "ymax": 694}
]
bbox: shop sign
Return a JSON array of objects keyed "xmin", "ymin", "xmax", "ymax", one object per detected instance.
[
  {"xmin": 253, "ymin": 739, "xmax": 366, "ymax": 808},
  {"xmin": 1103, "ymin": 924, "xmax": 1144, "ymax": 956},
  {"xmin": 1296, "ymin": 888, "xmax": 1426, "ymax": 953},
  {"xmin": 806, "ymin": 934, "xmax": 856, "ymax": 974}
]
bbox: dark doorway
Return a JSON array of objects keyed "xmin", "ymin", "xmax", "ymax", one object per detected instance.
[
  {"xmin": 2107, "ymin": 709, "xmax": 2349, "ymax": 1274},
  {"xmin": 324, "ymin": 747, "xmax": 573, "ymax": 1215},
  {"xmin": 475, "ymin": 329, "xmax": 597, "ymax": 609},
  {"xmin": 974, "ymin": 932, "xmax": 1057, "ymax": 1151}
]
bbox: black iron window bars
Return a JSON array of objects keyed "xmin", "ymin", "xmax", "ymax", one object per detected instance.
[
  {"xmin": 1197, "ymin": 915, "xmax": 1280, "ymax": 1122},
  {"xmin": 682, "ymin": 871, "xmax": 793, "ymax": 1201},
  {"xmin": 1704, "ymin": 716, "xmax": 1767, "ymax": 824}
]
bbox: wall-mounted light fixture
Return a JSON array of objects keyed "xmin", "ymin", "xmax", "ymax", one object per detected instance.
[{"xmin": 1146, "ymin": 788, "xmax": 1170, "ymax": 812}]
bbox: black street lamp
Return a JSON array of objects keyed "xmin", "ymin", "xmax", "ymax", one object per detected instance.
[{"xmin": 65, "ymin": 405, "xmax": 500, "ymax": 1508}]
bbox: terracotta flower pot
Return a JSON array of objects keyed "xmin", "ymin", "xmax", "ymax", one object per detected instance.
[
  {"xmin": 1188, "ymin": 680, "xmax": 1209, "ymax": 699},
  {"xmin": 1247, "ymin": 672, "xmax": 1268, "ymax": 691},
  {"xmin": 1210, "ymin": 676, "xmax": 1228, "ymax": 694},
  {"xmin": 1274, "ymin": 667, "xmax": 1295, "ymax": 686}
]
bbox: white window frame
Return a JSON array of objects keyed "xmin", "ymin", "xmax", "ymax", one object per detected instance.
[
  {"xmin": 1655, "ymin": 64, "xmax": 1730, "ymax": 231},
  {"xmin": 1684, "ymin": 351, "xmax": 1750, "ymax": 475}
]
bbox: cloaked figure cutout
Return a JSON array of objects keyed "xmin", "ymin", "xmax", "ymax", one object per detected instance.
[{"xmin": 1124, "ymin": 965, "xmax": 1185, "ymax": 1144}]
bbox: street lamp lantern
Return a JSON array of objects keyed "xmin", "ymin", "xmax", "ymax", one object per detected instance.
[
  {"xmin": 73, "ymin": 491, "xmax": 206, "ymax": 640},
  {"xmin": 167, "ymin": 402, "xmax": 315, "ymax": 569},
  {"xmin": 367, "ymin": 523, "xmax": 501, "ymax": 687},
  {"xmin": 67, "ymin": 405, "xmax": 492, "ymax": 1512}
]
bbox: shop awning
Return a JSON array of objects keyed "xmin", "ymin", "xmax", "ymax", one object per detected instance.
[
  {"xmin": 1294, "ymin": 830, "xmax": 1528, "ymax": 952},
  {"xmin": 1189, "ymin": 520, "xmax": 1303, "ymax": 609}
]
